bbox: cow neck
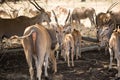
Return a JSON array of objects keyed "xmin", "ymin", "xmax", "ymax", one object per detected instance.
[{"xmin": 30, "ymin": 13, "xmax": 42, "ymax": 25}]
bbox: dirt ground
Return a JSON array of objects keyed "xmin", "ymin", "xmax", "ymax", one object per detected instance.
[{"xmin": 0, "ymin": 49, "xmax": 119, "ymax": 80}]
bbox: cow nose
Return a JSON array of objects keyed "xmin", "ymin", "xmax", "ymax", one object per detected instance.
[
  {"xmin": 59, "ymin": 43, "xmax": 61, "ymax": 46},
  {"xmin": 59, "ymin": 43, "xmax": 62, "ymax": 48}
]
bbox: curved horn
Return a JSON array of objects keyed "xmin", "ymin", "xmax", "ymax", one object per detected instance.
[
  {"xmin": 107, "ymin": 2, "xmax": 119, "ymax": 13},
  {"xmin": 28, "ymin": 0, "xmax": 42, "ymax": 11},
  {"xmin": 52, "ymin": 10, "xmax": 59, "ymax": 27},
  {"xmin": 33, "ymin": 0, "xmax": 45, "ymax": 12},
  {"xmin": 65, "ymin": 9, "xmax": 70, "ymax": 24}
]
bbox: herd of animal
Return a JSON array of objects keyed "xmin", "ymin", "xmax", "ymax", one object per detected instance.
[{"xmin": 0, "ymin": 0, "xmax": 120, "ymax": 80}]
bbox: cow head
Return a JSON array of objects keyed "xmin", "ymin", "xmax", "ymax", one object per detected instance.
[
  {"xmin": 98, "ymin": 25, "xmax": 110, "ymax": 47},
  {"xmin": 96, "ymin": 12, "xmax": 112, "ymax": 28},
  {"xmin": 52, "ymin": 10, "xmax": 71, "ymax": 47},
  {"xmin": 29, "ymin": 0, "xmax": 51, "ymax": 24},
  {"xmin": 96, "ymin": 2, "xmax": 119, "ymax": 28},
  {"xmin": 55, "ymin": 26, "xmax": 65, "ymax": 46},
  {"xmin": 98, "ymin": 24, "xmax": 115, "ymax": 47}
]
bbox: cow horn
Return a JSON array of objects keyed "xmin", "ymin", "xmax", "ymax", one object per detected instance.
[
  {"xmin": 65, "ymin": 10, "xmax": 70, "ymax": 25},
  {"xmin": 52, "ymin": 10, "xmax": 59, "ymax": 27},
  {"xmin": 107, "ymin": 2, "xmax": 119, "ymax": 13},
  {"xmin": 28, "ymin": 0, "xmax": 42, "ymax": 11},
  {"xmin": 33, "ymin": 0, "xmax": 45, "ymax": 12}
]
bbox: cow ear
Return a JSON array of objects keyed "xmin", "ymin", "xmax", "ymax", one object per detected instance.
[
  {"xmin": 113, "ymin": 29, "xmax": 117, "ymax": 32},
  {"xmin": 47, "ymin": 11, "xmax": 51, "ymax": 17},
  {"xmin": 100, "ymin": 14, "xmax": 104, "ymax": 19}
]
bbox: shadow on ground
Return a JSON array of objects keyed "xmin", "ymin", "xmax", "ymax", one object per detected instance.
[{"xmin": 0, "ymin": 50, "xmax": 119, "ymax": 80}]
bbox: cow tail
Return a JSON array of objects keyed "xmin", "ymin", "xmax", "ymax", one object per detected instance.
[
  {"xmin": 10, "ymin": 30, "xmax": 35, "ymax": 40},
  {"xmin": 19, "ymin": 30, "xmax": 35, "ymax": 39}
]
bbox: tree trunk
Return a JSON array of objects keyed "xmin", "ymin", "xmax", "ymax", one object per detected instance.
[{"xmin": 82, "ymin": 36, "xmax": 99, "ymax": 43}]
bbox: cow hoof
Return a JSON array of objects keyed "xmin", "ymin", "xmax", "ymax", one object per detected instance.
[
  {"xmin": 115, "ymin": 77, "xmax": 120, "ymax": 80},
  {"xmin": 53, "ymin": 71, "xmax": 57, "ymax": 75},
  {"xmin": 45, "ymin": 76, "xmax": 49, "ymax": 80},
  {"xmin": 70, "ymin": 66, "xmax": 74, "ymax": 68}
]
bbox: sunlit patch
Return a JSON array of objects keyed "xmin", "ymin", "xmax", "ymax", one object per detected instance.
[{"xmin": 81, "ymin": 18, "xmax": 91, "ymax": 28}]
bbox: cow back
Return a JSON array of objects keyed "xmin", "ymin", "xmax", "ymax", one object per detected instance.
[{"xmin": 47, "ymin": 28, "xmax": 57, "ymax": 50}]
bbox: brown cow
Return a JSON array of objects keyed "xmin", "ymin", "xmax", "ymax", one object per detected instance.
[
  {"xmin": 52, "ymin": 9, "xmax": 82, "ymax": 61},
  {"xmin": 98, "ymin": 24, "xmax": 120, "ymax": 77},
  {"xmin": 52, "ymin": 10, "xmax": 76, "ymax": 67},
  {"xmin": 108, "ymin": 28, "xmax": 120, "ymax": 77},
  {"xmin": 11, "ymin": 24, "xmax": 58, "ymax": 80},
  {"xmin": 96, "ymin": 2, "xmax": 119, "ymax": 28},
  {"xmin": 96, "ymin": 12, "xmax": 112, "ymax": 28},
  {"xmin": 0, "ymin": 0, "xmax": 51, "ymax": 40},
  {"xmin": 61, "ymin": 33, "xmax": 74, "ymax": 67},
  {"xmin": 99, "ymin": 26, "xmax": 120, "ymax": 77},
  {"xmin": 72, "ymin": 29, "xmax": 82, "ymax": 59},
  {"xmin": 71, "ymin": 7, "xmax": 96, "ymax": 26}
]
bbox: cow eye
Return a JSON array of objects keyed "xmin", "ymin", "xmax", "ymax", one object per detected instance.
[
  {"xmin": 56, "ymin": 31, "xmax": 59, "ymax": 33},
  {"xmin": 63, "ymin": 31, "xmax": 66, "ymax": 33},
  {"xmin": 106, "ymin": 28, "xmax": 109, "ymax": 30}
]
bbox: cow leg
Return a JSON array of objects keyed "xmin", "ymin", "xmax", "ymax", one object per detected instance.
[
  {"xmin": 79, "ymin": 43, "xmax": 82, "ymax": 58},
  {"xmin": 24, "ymin": 49, "xmax": 34, "ymax": 80},
  {"xmin": 56, "ymin": 50, "xmax": 59, "ymax": 59},
  {"xmin": 44, "ymin": 53, "xmax": 49, "ymax": 77},
  {"xmin": 50, "ymin": 50, "xmax": 57, "ymax": 73},
  {"xmin": 89, "ymin": 16, "xmax": 94, "ymax": 26},
  {"xmin": 56, "ymin": 43, "xmax": 60, "ymax": 60},
  {"xmin": 74, "ymin": 46, "xmax": 77, "ymax": 59},
  {"xmin": 117, "ymin": 56, "xmax": 120, "ymax": 77},
  {"xmin": 74, "ymin": 20, "xmax": 81, "ymax": 30},
  {"xmin": 36, "ymin": 50, "xmax": 45, "ymax": 80},
  {"xmin": 76, "ymin": 46, "xmax": 80, "ymax": 59},
  {"xmin": 115, "ymin": 51, "xmax": 120, "ymax": 77},
  {"xmin": 66, "ymin": 51, "xmax": 70, "ymax": 67},
  {"xmin": 108, "ymin": 47, "xmax": 113, "ymax": 69},
  {"xmin": 105, "ymin": 43, "xmax": 109, "ymax": 55},
  {"xmin": 62, "ymin": 51, "xmax": 66, "ymax": 61},
  {"xmin": 71, "ymin": 48, "xmax": 74, "ymax": 67},
  {"xmin": 22, "ymin": 40, "xmax": 34, "ymax": 80},
  {"xmin": 36, "ymin": 61, "xmax": 42, "ymax": 80},
  {"xmin": 105, "ymin": 47, "xmax": 109, "ymax": 55}
]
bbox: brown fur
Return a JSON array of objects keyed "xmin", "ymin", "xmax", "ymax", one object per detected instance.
[
  {"xmin": 16, "ymin": 24, "xmax": 57, "ymax": 80},
  {"xmin": 72, "ymin": 7, "xmax": 95, "ymax": 26},
  {"xmin": 72, "ymin": 29, "xmax": 82, "ymax": 59},
  {"xmin": 0, "ymin": 6, "xmax": 51, "ymax": 41},
  {"xmin": 61, "ymin": 33, "xmax": 74, "ymax": 67},
  {"xmin": 109, "ymin": 29, "xmax": 120, "ymax": 77}
]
